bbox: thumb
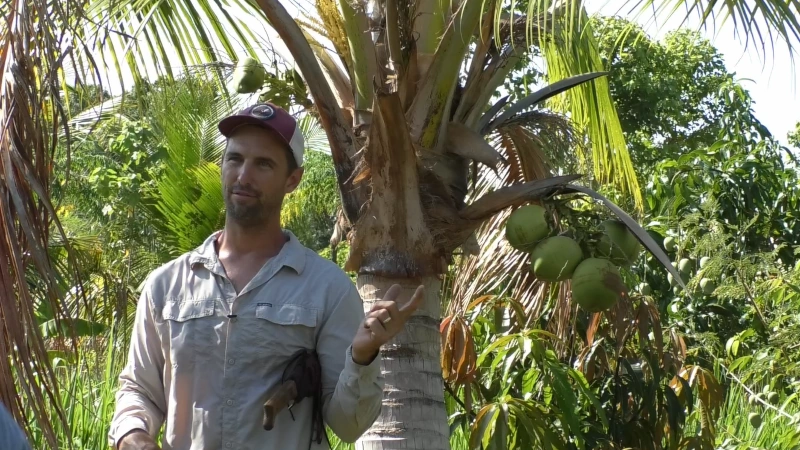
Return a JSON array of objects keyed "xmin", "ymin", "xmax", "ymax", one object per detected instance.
[{"xmin": 398, "ymin": 285, "xmax": 425, "ymax": 316}]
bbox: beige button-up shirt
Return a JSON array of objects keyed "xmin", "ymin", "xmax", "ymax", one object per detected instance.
[{"xmin": 108, "ymin": 230, "xmax": 384, "ymax": 450}]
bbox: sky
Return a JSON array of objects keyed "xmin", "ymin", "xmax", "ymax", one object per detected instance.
[{"xmin": 585, "ymin": 0, "xmax": 799, "ymax": 146}]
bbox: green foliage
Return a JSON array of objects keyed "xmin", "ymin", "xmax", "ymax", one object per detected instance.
[
  {"xmin": 20, "ymin": 8, "xmax": 800, "ymax": 450},
  {"xmin": 280, "ymin": 117, "xmax": 340, "ymax": 251},
  {"xmin": 137, "ymin": 74, "xmax": 228, "ymax": 258},
  {"xmin": 594, "ymin": 17, "xmax": 758, "ymax": 176},
  {"xmin": 789, "ymin": 122, "xmax": 800, "ymax": 148},
  {"xmin": 21, "ymin": 330, "xmax": 129, "ymax": 449}
]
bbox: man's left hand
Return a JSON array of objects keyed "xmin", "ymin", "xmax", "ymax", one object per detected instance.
[{"xmin": 351, "ymin": 284, "xmax": 425, "ymax": 365}]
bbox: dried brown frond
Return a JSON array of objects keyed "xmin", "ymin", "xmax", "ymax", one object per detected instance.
[
  {"xmin": 447, "ymin": 110, "xmax": 588, "ymax": 339},
  {"xmin": 498, "ymin": 112, "xmax": 584, "ymax": 176},
  {"xmin": 547, "ymin": 281, "xmax": 575, "ymax": 355},
  {"xmin": 1, "ymin": 0, "xmax": 99, "ymax": 445},
  {"xmin": 498, "ymin": 125, "xmax": 553, "ymax": 183}
]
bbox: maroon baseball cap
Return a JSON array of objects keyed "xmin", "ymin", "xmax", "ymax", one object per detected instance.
[{"xmin": 218, "ymin": 102, "xmax": 304, "ymax": 167}]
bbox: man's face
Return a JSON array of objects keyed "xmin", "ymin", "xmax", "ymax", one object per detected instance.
[{"xmin": 221, "ymin": 125, "xmax": 303, "ymax": 228}]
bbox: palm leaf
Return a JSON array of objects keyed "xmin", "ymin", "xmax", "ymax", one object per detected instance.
[
  {"xmin": 0, "ymin": 0, "xmax": 107, "ymax": 445},
  {"xmin": 82, "ymin": 0, "xmax": 268, "ymax": 90},
  {"xmin": 624, "ymin": 0, "xmax": 800, "ymax": 60},
  {"xmin": 481, "ymin": 71, "xmax": 609, "ymax": 134}
]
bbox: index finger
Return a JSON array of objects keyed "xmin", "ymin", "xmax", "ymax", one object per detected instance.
[{"xmin": 398, "ymin": 285, "xmax": 425, "ymax": 316}]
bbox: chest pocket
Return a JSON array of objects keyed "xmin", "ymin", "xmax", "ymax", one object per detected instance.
[
  {"xmin": 249, "ymin": 303, "xmax": 318, "ymax": 362},
  {"xmin": 161, "ymin": 299, "xmax": 217, "ymax": 367}
]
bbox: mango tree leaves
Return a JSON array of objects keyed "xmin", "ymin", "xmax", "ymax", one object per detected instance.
[
  {"xmin": 470, "ymin": 397, "xmax": 566, "ymax": 450},
  {"xmin": 671, "ymin": 365, "xmax": 724, "ymax": 440}
]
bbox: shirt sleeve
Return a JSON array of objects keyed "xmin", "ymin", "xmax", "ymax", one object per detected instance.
[
  {"xmin": 108, "ymin": 284, "xmax": 167, "ymax": 448},
  {"xmin": 316, "ymin": 281, "xmax": 384, "ymax": 443},
  {"xmin": 0, "ymin": 403, "xmax": 31, "ymax": 450}
]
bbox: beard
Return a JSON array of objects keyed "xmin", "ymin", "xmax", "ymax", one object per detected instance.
[{"xmin": 223, "ymin": 185, "xmax": 281, "ymax": 228}]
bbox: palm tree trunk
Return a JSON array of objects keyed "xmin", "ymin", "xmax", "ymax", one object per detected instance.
[{"xmin": 355, "ymin": 275, "xmax": 449, "ymax": 450}]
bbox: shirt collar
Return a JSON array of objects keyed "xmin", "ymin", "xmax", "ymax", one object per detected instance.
[{"xmin": 188, "ymin": 229, "xmax": 306, "ymax": 275}]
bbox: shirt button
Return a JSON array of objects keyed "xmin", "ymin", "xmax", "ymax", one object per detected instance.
[
  {"xmin": 228, "ymin": 358, "xmax": 235, "ymax": 365},
  {"xmin": 226, "ymin": 399, "xmax": 234, "ymax": 406},
  {"xmin": 225, "ymin": 443, "xmax": 232, "ymax": 448}
]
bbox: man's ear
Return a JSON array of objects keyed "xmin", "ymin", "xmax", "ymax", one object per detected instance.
[{"xmin": 285, "ymin": 167, "xmax": 304, "ymax": 193}]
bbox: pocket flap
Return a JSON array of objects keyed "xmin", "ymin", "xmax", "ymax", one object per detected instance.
[
  {"xmin": 256, "ymin": 303, "xmax": 317, "ymax": 327},
  {"xmin": 162, "ymin": 300, "xmax": 215, "ymax": 322}
]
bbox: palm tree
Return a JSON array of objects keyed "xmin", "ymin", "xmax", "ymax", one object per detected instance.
[{"xmin": 2, "ymin": 0, "xmax": 799, "ymax": 448}]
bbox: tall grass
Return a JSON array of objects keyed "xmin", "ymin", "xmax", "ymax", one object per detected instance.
[
  {"xmin": 712, "ymin": 381, "xmax": 800, "ymax": 449},
  {"xmin": 22, "ymin": 327, "xmax": 128, "ymax": 450},
  {"xmin": 22, "ymin": 326, "xmax": 473, "ymax": 449}
]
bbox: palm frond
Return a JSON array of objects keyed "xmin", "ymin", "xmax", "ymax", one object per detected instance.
[
  {"xmin": 299, "ymin": 114, "xmax": 333, "ymax": 155},
  {"xmin": 81, "ymin": 0, "xmax": 270, "ymax": 89},
  {"xmin": 140, "ymin": 78, "xmax": 231, "ymax": 258},
  {"xmin": 537, "ymin": 4, "xmax": 643, "ymax": 211},
  {"xmin": 625, "ymin": 0, "xmax": 800, "ymax": 61},
  {"xmin": 0, "ymin": 0, "xmax": 107, "ymax": 445},
  {"xmin": 448, "ymin": 124, "xmax": 552, "ymax": 325}
]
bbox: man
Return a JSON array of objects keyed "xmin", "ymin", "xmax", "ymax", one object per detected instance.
[{"xmin": 108, "ymin": 102, "xmax": 423, "ymax": 450}]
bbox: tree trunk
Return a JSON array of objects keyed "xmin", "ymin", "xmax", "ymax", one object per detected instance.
[{"xmin": 355, "ymin": 275, "xmax": 449, "ymax": 450}]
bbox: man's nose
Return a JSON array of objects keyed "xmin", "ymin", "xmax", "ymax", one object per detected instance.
[{"xmin": 236, "ymin": 160, "xmax": 255, "ymax": 184}]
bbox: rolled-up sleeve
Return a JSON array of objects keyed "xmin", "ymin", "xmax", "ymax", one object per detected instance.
[
  {"xmin": 108, "ymin": 284, "xmax": 167, "ymax": 448},
  {"xmin": 317, "ymin": 282, "xmax": 384, "ymax": 443}
]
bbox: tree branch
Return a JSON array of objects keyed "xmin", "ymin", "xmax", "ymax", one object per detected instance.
[
  {"xmin": 407, "ymin": 0, "xmax": 484, "ymax": 151},
  {"xmin": 338, "ymin": 0, "xmax": 378, "ymax": 126},
  {"xmin": 385, "ymin": 0, "xmax": 403, "ymax": 77},
  {"xmin": 254, "ymin": 0, "xmax": 363, "ymax": 224},
  {"xmin": 303, "ymin": 30, "xmax": 355, "ymax": 110},
  {"xmin": 459, "ymin": 175, "xmax": 581, "ymax": 221}
]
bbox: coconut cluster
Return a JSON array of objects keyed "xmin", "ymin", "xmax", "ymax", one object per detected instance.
[{"xmin": 505, "ymin": 205, "xmax": 639, "ymax": 313}]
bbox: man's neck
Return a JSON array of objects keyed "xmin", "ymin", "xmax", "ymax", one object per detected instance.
[{"xmin": 216, "ymin": 219, "xmax": 287, "ymax": 260}]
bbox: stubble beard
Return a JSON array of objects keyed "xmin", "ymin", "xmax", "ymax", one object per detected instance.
[{"xmin": 224, "ymin": 192, "xmax": 281, "ymax": 229}]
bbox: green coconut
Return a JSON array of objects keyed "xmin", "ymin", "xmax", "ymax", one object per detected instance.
[
  {"xmin": 638, "ymin": 282, "xmax": 652, "ymax": 295},
  {"xmin": 700, "ymin": 278, "xmax": 716, "ymax": 295},
  {"xmin": 596, "ymin": 220, "xmax": 642, "ymax": 266},
  {"xmin": 664, "ymin": 236, "xmax": 678, "ymax": 252},
  {"xmin": 232, "ymin": 57, "xmax": 267, "ymax": 94},
  {"xmin": 749, "ymin": 412, "xmax": 762, "ymax": 428},
  {"xmin": 505, "ymin": 205, "xmax": 550, "ymax": 251},
  {"xmin": 699, "ymin": 256, "xmax": 711, "ymax": 268},
  {"xmin": 530, "ymin": 236, "xmax": 584, "ymax": 282},
  {"xmin": 571, "ymin": 258, "xmax": 625, "ymax": 313}
]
